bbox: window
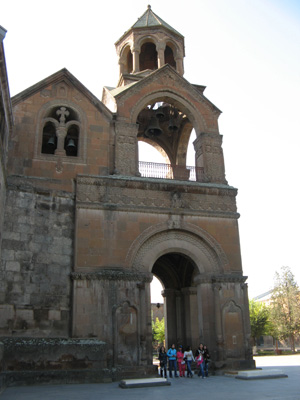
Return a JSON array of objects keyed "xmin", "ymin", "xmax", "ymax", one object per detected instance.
[{"xmin": 41, "ymin": 106, "xmax": 80, "ymax": 157}]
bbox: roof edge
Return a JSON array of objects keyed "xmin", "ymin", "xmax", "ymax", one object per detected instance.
[{"xmin": 11, "ymin": 68, "xmax": 113, "ymax": 121}]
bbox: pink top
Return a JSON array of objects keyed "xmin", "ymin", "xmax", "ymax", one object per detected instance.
[{"xmin": 177, "ymin": 350, "xmax": 184, "ymax": 363}]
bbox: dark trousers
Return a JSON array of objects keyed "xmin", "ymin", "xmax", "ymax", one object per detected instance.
[
  {"xmin": 160, "ymin": 363, "xmax": 167, "ymax": 377},
  {"xmin": 204, "ymin": 360, "xmax": 209, "ymax": 377},
  {"xmin": 169, "ymin": 359, "xmax": 178, "ymax": 377}
]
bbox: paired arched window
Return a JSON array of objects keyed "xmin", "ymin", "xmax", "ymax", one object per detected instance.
[{"xmin": 41, "ymin": 105, "xmax": 80, "ymax": 157}]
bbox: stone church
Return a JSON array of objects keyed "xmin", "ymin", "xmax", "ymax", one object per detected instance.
[{"xmin": 0, "ymin": 7, "xmax": 254, "ymax": 385}]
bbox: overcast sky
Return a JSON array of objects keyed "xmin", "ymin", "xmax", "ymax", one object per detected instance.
[{"xmin": 2, "ymin": 0, "xmax": 300, "ymax": 301}]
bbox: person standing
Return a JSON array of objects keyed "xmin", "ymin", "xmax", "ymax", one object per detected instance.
[
  {"xmin": 203, "ymin": 345, "xmax": 210, "ymax": 377},
  {"xmin": 183, "ymin": 346, "xmax": 195, "ymax": 378},
  {"xmin": 167, "ymin": 343, "xmax": 178, "ymax": 378},
  {"xmin": 158, "ymin": 346, "xmax": 168, "ymax": 378},
  {"xmin": 195, "ymin": 343, "xmax": 205, "ymax": 378},
  {"xmin": 177, "ymin": 345, "xmax": 185, "ymax": 377}
]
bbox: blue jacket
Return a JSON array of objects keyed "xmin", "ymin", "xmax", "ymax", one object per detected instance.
[{"xmin": 167, "ymin": 348, "xmax": 177, "ymax": 360}]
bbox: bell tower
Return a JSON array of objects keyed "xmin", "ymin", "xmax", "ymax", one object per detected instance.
[
  {"xmin": 97, "ymin": 5, "xmax": 254, "ymax": 373},
  {"xmin": 115, "ymin": 4, "xmax": 185, "ymax": 86},
  {"xmin": 103, "ymin": 5, "xmax": 226, "ymax": 183}
]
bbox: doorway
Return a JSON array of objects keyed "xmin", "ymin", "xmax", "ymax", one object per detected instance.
[{"xmin": 151, "ymin": 253, "xmax": 198, "ymax": 350}]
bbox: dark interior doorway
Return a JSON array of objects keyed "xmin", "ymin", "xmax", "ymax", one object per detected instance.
[{"xmin": 152, "ymin": 253, "xmax": 197, "ymax": 348}]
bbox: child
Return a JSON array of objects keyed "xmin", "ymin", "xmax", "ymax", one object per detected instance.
[{"xmin": 177, "ymin": 345, "xmax": 186, "ymax": 377}]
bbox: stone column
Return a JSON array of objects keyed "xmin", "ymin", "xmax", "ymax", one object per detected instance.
[
  {"xmin": 213, "ymin": 283, "xmax": 224, "ymax": 361},
  {"xmin": 132, "ymin": 49, "xmax": 140, "ymax": 73},
  {"xmin": 242, "ymin": 282, "xmax": 253, "ymax": 360},
  {"xmin": 181, "ymin": 287, "xmax": 198, "ymax": 347},
  {"xmin": 156, "ymin": 43, "xmax": 165, "ymax": 68},
  {"xmin": 193, "ymin": 133, "xmax": 227, "ymax": 184},
  {"xmin": 137, "ymin": 281, "xmax": 152, "ymax": 365},
  {"xmin": 175, "ymin": 57, "xmax": 184, "ymax": 76},
  {"xmin": 55, "ymin": 126, "xmax": 67, "ymax": 156},
  {"xmin": 114, "ymin": 122, "xmax": 139, "ymax": 176},
  {"xmin": 162, "ymin": 289, "xmax": 178, "ymax": 348},
  {"xmin": 119, "ymin": 59, "xmax": 126, "ymax": 76}
]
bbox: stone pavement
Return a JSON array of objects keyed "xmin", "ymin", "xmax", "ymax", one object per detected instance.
[{"xmin": 1, "ymin": 355, "xmax": 300, "ymax": 400}]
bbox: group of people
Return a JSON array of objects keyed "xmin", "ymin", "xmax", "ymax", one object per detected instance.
[{"xmin": 158, "ymin": 343, "xmax": 210, "ymax": 379}]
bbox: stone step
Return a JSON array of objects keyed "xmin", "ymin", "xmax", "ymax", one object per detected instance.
[
  {"xmin": 119, "ymin": 377, "xmax": 171, "ymax": 388},
  {"xmin": 235, "ymin": 369, "xmax": 288, "ymax": 380}
]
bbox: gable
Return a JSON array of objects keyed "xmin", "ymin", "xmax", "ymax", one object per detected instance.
[
  {"xmin": 113, "ymin": 65, "xmax": 221, "ymax": 116},
  {"xmin": 12, "ymin": 68, "xmax": 113, "ymax": 122}
]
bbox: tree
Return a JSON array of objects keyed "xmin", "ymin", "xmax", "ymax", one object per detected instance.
[
  {"xmin": 249, "ymin": 299, "xmax": 271, "ymax": 345},
  {"xmin": 152, "ymin": 317, "xmax": 165, "ymax": 345},
  {"xmin": 269, "ymin": 266, "xmax": 300, "ymax": 353}
]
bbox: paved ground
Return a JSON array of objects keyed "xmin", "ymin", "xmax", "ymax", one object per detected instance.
[{"xmin": 1, "ymin": 355, "xmax": 300, "ymax": 400}]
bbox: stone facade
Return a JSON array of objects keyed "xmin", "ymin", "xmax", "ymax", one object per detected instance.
[
  {"xmin": 0, "ymin": 177, "xmax": 74, "ymax": 337},
  {"xmin": 0, "ymin": 7, "xmax": 254, "ymax": 386}
]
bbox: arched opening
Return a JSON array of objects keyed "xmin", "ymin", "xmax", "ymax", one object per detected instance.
[
  {"xmin": 165, "ymin": 45, "xmax": 176, "ymax": 69},
  {"xmin": 127, "ymin": 50, "xmax": 133, "ymax": 74},
  {"xmin": 64, "ymin": 124, "xmax": 79, "ymax": 156},
  {"xmin": 151, "ymin": 253, "xmax": 198, "ymax": 351},
  {"xmin": 140, "ymin": 42, "xmax": 158, "ymax": 71},
  {"xmin": 186, "ymin": 129, "xmax": 196, "ymax": 166},
  {"xmin": 136, "ymin": 100, "xmax": 198, "ymax": 180},
  {"xmin": 41, "ymin": 121, "xmax": 57, "ymax": 154}
]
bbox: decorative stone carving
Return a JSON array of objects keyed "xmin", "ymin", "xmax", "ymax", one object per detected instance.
[
  {"xmin": 125, "ymin": 220, "xmax": 230, "ymax": 271},
  {"xmin": 194, "ymin": 132, "xmax": 227, "ymax": 184},
  {"xmin": 131, "ymin": 230, "xmax": 220, "ymax": 273},
  {"xmin": 75, "ymin": 175, "xmax": 238, "ymax": 216},
  {"xmin": 114, "ymin": 122, "xmax": 139, "ymax": 176}
]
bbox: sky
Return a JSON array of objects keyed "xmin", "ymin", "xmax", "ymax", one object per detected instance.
[{"xmin": 1, "ymin": 0, "xmax": 300, "ymax": 301}]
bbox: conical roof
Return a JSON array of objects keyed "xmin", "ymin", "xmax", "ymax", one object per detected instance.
[
  {"xmin": 132, "ymin": 5, "xmax": 183, "ymax": 37},
  {"xmin": 116, "ymin": 5, "xmax": 183, "ymax": 44}
]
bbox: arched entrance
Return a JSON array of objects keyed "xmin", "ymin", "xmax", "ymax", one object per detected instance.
[
  {"xmin": 127, "ymin": 224, "xmax": 228, "ymax": 361},
  {"xmin": 152, "ymin": 253, "xmax": 198, "ymax": 349}
]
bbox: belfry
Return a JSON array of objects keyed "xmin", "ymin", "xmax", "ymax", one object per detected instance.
[{"xmin": 0, "ymin": 7, "xmax": 254, "ymax": 385}]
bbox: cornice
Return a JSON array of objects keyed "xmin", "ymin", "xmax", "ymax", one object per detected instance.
[
  {"xmin": 75, "ymin": 174, "xmax": 239, "ymax": 219},
  {"xmin": 194, "ymin": 274, "xmax": 247, "ymax": 284},
  {"xmin": 71, "ymin": 269, "xmax": 153, "ymax": 282},
  {"xmin": 76, "ymin": 174, "xmax": 237, "ymax": 195}
]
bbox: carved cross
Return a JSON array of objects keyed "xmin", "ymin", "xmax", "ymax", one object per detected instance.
[{"xmin": 56, "ymin": 107, "xmax": 69, "ymax": 124}]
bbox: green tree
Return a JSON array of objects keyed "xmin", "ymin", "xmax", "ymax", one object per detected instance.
[
  {"xmin": 152, "ymin": 317, "xmax": 165, "ymax": 345},
  {"xmin": 249, "ymin": 299, "xmax": 271, "ymax": 345},
  {"xmin": 269, "ymin": 266, "xmax": 300, "ymax": 353}
]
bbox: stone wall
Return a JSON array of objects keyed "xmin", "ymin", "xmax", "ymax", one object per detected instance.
[
  {"xmin": 0, "ymin": 177, "xmax": 74, "ymax": 337},
  {"xmin": 0, "ymin": 164, "xmax": 6, "ymax": 262},
  {"xmin": 0, "ymin": 337, "xmax": 157, "ymax": 386}
]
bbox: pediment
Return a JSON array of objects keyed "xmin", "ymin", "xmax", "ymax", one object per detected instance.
[
  {"xmin": 11, "ymin": 68, "xmax": 113, "ymax": 121},
  {"xmin": 112, "ymin": 65, "xmax": 221, "ymax": 115}
]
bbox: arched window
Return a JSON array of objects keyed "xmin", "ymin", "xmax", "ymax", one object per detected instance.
[
  {"xmin": 64, "ymin": 124, "xmax": 79, "ymax": 156},
  {"xmin": 127, "ymin": 51, "xmax": 133, "ymax": 74},
  {"xmin": 140, "ymin": 42, "xmax": 158, "ymax": 71},
  {"xmin": 165, "ymin": 46, "xmax": 176, "ymax": 69},
  {"xmin": 41, "ymin": 106, "xmax": 80, "ymax": 157},
  {"xmin": 41, "ymin": 121, "xmax": 57, "ymax": 154}
]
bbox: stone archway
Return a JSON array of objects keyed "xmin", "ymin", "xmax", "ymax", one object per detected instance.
[
  {"xmin": 128, "ymin": 226, "xmax": 227, "ymax": 356},
  {"xmin": 152, "ymin": 252, "xmax": 198, "ymax": 349}
]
